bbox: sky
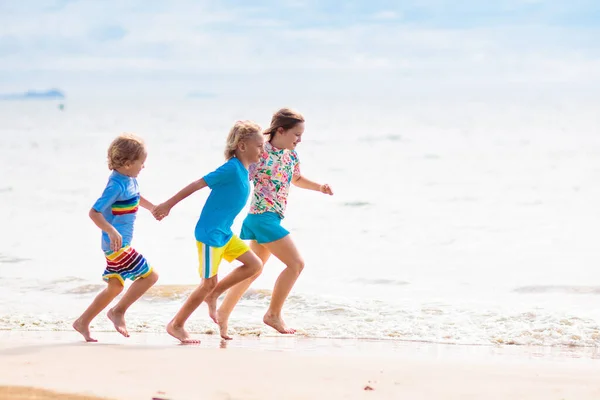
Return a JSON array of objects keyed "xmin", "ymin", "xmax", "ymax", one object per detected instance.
[{"xmin": 1, "ymin": 0, "xmax": 600, "ymax": 98}]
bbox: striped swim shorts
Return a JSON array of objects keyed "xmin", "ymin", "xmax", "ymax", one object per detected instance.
[{"xmin": 102, "ymin": 245, "xmax": 153, "ymax": 285}]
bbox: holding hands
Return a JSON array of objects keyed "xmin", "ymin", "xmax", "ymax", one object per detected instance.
[{"xmin": 152, "ymin": 202, "xmax": 172, "ymax": 221}]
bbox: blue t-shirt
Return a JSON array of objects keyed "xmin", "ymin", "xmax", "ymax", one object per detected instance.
[
  {"xmin": 195, "ymin": 157, "xmax": 250, "ymax": 247},
  {"xmin": 92, "ymin": 171, "xmax": 140, "ymax": 252}
]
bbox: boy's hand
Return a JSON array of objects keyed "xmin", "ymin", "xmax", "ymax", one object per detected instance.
[
  {"xmin": 108, "ymin": 228, "xmax": 123, "ymax": 252},
  {"xmin": 319, "ymin": 184, "xmax": 334, "ymax": 195},
  {"xmin": 153, "ymin": 202, "xmax": 172, "ymax": 221}
]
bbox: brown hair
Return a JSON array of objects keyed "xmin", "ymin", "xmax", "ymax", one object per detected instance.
[
  {"xmin": 224, "ymin": 120, "xmax": 262, "ymax": 159},
  {"xmin": 263, "ymin": 108, "xmax": 304, "ymax": 141},
  {"xmin": 107, "ymin": 133, "xmax": 146, "ymax": 170}
]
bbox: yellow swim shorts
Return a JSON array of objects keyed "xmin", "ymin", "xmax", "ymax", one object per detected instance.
[{"xmin": 196, "ymin": 235, "xmax": 249, "ymax": 279}]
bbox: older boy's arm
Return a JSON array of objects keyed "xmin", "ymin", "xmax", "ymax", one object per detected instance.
[
  {"xmin": 292, "ymin": 175, "xmax": 334, "ymax": 195},
  {"xmin": 153, "ymin": 178, "xmax": 208, "ymax": 220},
  {"xmin": 165, "ymin": 179, "xmax": 208, "ymax": 208}
]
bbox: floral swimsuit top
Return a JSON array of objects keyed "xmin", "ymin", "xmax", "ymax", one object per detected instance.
[{"xmin": 248, "ymin": 141, "xmax": 300, "ymax": 217}]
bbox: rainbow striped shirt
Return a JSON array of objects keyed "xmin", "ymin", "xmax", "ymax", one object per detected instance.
[
  {"xmin": 92, "ymin": 171, "xmax": 141, "ymax": 252},
  {"xmin": 112, "ymin": 195, "xmax": 140, "ymax": 215}
]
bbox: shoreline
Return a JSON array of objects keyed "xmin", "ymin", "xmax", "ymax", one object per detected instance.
[
  {"xmin": 1, "ymin": 331, "xmax": 599, "ymax": 399},
  {"xmin": 1, "ymin": 329, "xmax": 599, "ymax": 361}
]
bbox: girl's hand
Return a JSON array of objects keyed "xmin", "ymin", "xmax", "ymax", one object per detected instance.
[
  {"xmin": 152, "ymin": 202, "xmax": 172, "ymax": 221},
  {"xmin": 108, "ymin": 228, "xmax": 123, "ymax": 252},
  {"xmin": 319, "ymin": 184, "xmax": 334, "ymax": 195}
]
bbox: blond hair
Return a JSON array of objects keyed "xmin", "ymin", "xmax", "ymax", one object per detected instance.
[
  {"xmin": 224, "ymin": 120, "xmax": 262, "ymax": 159},
  {"xmin": 107, "ymin": 133, "xmax": 146, "ymax": 170},
  {"xmin": 263, "ymin": 108, "xmax": 304, "ymax": 140}
]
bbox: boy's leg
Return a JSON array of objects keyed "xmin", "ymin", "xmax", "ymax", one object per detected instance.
[
  {"xmin": 262, "ymin": 235, "xmax": 304, "ymax": 334},
  {"xmin": 108, "ymin": 271, "xmax": 159, "ymax": 338},
  {"xmin": 205, "ymin": 250, "xmax": 262, "ymax": 323},
  {"xmin": 166, "ymin": 276, "xmax": 218, "ymax": 344},
  {"xmin": 73, "ymin": 278, "xmax": 123, "ymax": 342},
  {"xmin": 215, "ymin": 241, "xmax": 271, "ymax": 340}
]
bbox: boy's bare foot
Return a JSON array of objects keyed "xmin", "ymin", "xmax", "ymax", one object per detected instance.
[
  {"xmin": 166, "ymin": 320, "xmax": 201, "ymax": 344},
  {"xmin": 217, "ymin": 311, "xmax": 232, "ymax": 340},
  {"xmin": 107, "ymin": 308, "xmax": 130, "ymax": 338},
  {"xmin": 73, "ymin": 319, "xmax": 98, "ymax": 342},
  {"xmin": 205, "ymin": 294, "xmax": 219, "ymax": 324},
  {"xmin": 263, "ymin": 313, "xmax": 296, "ymax": 334}
]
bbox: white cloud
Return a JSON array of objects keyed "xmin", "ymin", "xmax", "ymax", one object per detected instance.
[
  {"xmin": 370, "ymin": 11, "xmax": 400, "ymax": 21},
  {"xmin": 1, "ymin": 0, "xmax": 599, "ymax": 96}
]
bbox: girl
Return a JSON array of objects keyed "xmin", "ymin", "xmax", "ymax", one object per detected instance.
[
  {"xmin": 153, "ymin": 120, "xmax": 264, "ymax": 344},
  {"xmin": 216, "ymin": 108, "xmax": 333, "ymax": 339},
  {"xmin": 73, "ymin": 133, "xmax": 160, "ymax": 342}
]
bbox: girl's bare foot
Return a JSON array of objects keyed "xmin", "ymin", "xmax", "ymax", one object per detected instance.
[
  {"xmin": 166, "ymin": 320, "xmax": 201, "ymax": 344},
  {"xmin": 205, "ymin": 294, "xmax": 219, "ymax": 324},
  {"xmin": 263, "ymin": 313, "xmax": 296, "ymax": 334},
  {"xmin": 217, "ymin": 311, "xmax": 232, "ymax": 340},
  {"xmin": 107, "ymin": 308, "xmax": 130, "ymax": 338},
  {"xmin": 73, "ymin": 319, "xmax": 98, "ymax": 342}
]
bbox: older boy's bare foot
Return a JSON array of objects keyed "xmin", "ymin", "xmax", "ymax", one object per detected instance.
[
  {"xmin": 217, "ymin": 311, "xmax": 232, "ymax": 340},
  {"xmin": 166, "ymin": 320, "xmax": 201, "ymax": 344},
  {"xmin": 107, "ymin": 308, "xmax": 130, "ymax": 338},
  {"xmin": 73, "ymin": 319, "xmax": 97, "ymax": 342},
  {"xmin": 263, "ymin": 313, "xmax": 296, "ymax": 334},
  {"xmin": 205, "ymin": 294, "xmax": 219, "ymax": 324}
]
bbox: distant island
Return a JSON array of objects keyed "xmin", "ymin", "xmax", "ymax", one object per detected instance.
[{"xmin": 0, "ymin": 89, "xmax": 66, "ymax": 100}]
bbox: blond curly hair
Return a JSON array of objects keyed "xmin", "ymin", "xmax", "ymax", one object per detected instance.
[{"xmin": 107, "ymin": 133, "xmax": 146, "ymax": 170}]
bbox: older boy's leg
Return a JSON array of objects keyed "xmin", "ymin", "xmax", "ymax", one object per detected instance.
[
  {"xmin": 205, "ymin": 250, "xmax": 262, "ymax": 325},
  {"xmin": 166, "ymin": 276, "xmax": 218, "ymax": 344},
  {"xmin": 108, "ymin": 271, "xmax": 159, "ymax": 337},
  {"xmin": 73, "ymin": 278, "xmax": 123, "ymax": 342},
  {"xmin": 214, "ymin": 241, "xmax": 271, "ymax": 340}
]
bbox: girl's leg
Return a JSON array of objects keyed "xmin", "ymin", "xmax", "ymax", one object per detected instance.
[
  {"xmin": 262, "ymin": 235, "xmax": 304, "ymax": 334},
  {"xmin": 205, "ymin": 251, "xmax": 262, "ymax": 325},
  {"xmin": 108, "ymin": 271, "xmax": 159, "ymax": 338},
  {"xmin": 166, "ymin": 276, "xmax": 218, "ymax": 344},
  {"xmin": 73, "ymin": 278, "xmax": 123, "ymax": 342},
  {"xmin": 216, "ymin": 241, "xmax": 271, "ymax": 339}
]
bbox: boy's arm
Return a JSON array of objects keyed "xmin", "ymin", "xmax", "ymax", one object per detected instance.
[
  {"xmin": 292, "ymin": 175, "xmax": 334, "ymax": 195},
  {"xmin": 89, "ymin": 209, "xmax": 122, "ymax": 251},
  {"xmin": 139, "ymin": 196, "xmax": 155, "ymax": 211},
  {"xmin": 153, "ymin": 178, "xmax": 208, "ymax": 220}
]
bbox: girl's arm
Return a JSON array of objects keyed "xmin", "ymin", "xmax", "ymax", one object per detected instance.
[
  {"xmin": 152, "ymin": 178, "xmax": 208, "ymax": 220},
  {"xmin": 292, "ymin": 175, "xmax": 334, "ymax": 195}
]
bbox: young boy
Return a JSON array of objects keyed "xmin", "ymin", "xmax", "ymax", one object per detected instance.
[{"xmin": 73, "ymin": 133, "xmax": 159, "ymax": 342}]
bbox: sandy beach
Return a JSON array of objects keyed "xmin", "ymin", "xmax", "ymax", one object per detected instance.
[
  {"xmin": 3, "ymin": 0, "xmax": 600, "ymax": 397},
  {"xmin": 0, "ymin": 331, "xmax": 599, "ymax": 400}
]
